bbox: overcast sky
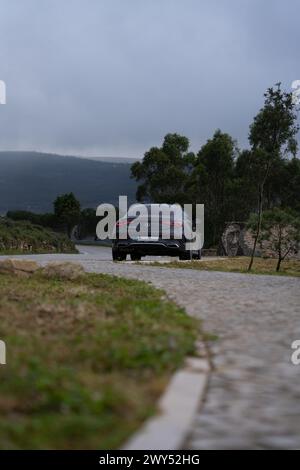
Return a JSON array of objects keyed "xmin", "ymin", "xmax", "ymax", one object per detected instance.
[{"xmin": 0, "ymin": 0, "xmax": 299, "ymax": 158}]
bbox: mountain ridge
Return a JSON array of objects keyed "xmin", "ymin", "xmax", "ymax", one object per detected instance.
[{"xmin": 0, "ymin": 151, "xmax": 137, "ymax": 214}]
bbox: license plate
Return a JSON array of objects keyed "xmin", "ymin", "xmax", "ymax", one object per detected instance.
[{"xmin": 135, "ymin": 236, "xmax": 159, "ymax": 241}]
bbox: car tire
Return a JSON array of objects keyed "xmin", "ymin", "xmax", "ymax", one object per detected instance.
[
  {"xmin": 193, "ymin": 249, "xmax": 201, "ymax": 260},
  {"xmin": 112, "ymin": 250, "xmax": 126, "ymax": 261},
  {"xmin": 179, "ymin": 251, "xmax": 192, "ymax": 261},
  {"xmin": 130, "ymin": 254, "xmax": 141, "ymax": 261}
]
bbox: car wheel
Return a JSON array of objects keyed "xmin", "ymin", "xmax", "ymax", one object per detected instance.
[
  {"xmin": 112, "ymin": 250, "xmax": 126, "ymax": 261},
  {"xmin": 193, "ymin": 249, "xmax": 201, "ymax": 260},
  {"xmin": 130, "ymin": 254, "xmax": 141, "ymax": 261},
  {"xmin": 179, "ymin": 251, "xmax": 192, "ymax": 260}
]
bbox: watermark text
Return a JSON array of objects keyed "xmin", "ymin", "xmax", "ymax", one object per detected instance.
[
  {"xmin": 96, "ymin": 197, "xmax": 204, "ymax": 251},
  {"xmin": 0, "ymin": 340, "xmax": 6, "ymax": 365},
  {"xmin": 291, "ymin": 80, "xmax": 300, "ymax": 106},
  {"xmin": 291, "ymin": 340, "xmax": 300, "ymax": 365},
  {"xmin": 0, "ymin": 80, "xmax": 6, "ymax": 104}
]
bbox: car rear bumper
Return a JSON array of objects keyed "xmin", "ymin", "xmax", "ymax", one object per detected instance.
[{"xmin": 113, "ymin": 239, "xmax": 186, "ymax": 256}]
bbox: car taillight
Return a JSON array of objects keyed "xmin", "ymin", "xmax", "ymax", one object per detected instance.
[
  {"xmin": 161, "ymin": 220, "xmax": 183, "ymax": 228},
  {"xmin": 116, "ymin": 220, "xmax": 129, "ymax": 227},
  {"xmin": 116, "ymin": 218, "xmax": 134, "ymax": 227}
]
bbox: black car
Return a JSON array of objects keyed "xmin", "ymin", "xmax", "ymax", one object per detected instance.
[{"xmin": 112, "ymin": 204, "xmax": 201, "ymax": 261}]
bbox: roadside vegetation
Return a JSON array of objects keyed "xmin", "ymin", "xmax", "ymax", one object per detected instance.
[
  {"xmin": 247, "ymin": 208, "xmax": 300, "ymax": 272},
  {"xmin": 0, "ymin": 270, "xmax": 198, "ymax": 449},
  {"xmin": 7, "ymin": 193, "xmax": 100, "ymax": 241},
  {"xmin": 150, "ymin": 257, "xmax": 300, "ymax": 277},
  {"xmin": 0, "ymin": 218, "xmax": 76, "ymax": 254}
]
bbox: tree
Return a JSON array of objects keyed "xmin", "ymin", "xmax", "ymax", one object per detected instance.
[
  {"xmin": 75, "ymin": 208, "xmax": 98, "ymax": 239},
  {"xmin": 248, "ymin": 208, "xmax": 300, "ymax": 271},
  {"xmin": 6, "ymin": 210, "xmax": 57, "ymax": 229},
  {"xmin": 131, "ymin": 133, "xmax": 195, "ymax": 204},
  {"xmin": 279, "ymin": 157, "xmax": 300, "ymax": 213},
  {"xmin": 234, "ymin": 150, "xmax": 300, "ymax": 219},
  {"xmin": 54, "ymin": 193, "xmax": 81, "ymax": 237},
  {"xmin": 191, "ymin": 130, "xmax": 236, "ymax": 245},
  {"xmin": 231, "ymin": 150, "xmax": 258, "ymax": 220},
  {"xmin": 247, "ymin": 84, "xmax": 299, "ymax": 271}
]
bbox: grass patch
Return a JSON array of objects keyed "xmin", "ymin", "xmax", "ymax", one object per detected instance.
[
  {"xmin": 0, "ymin": 218, "xmax": 77, "ymax": 254},
  {"xmin": 150, "ymin": 257, "xmax": 300, "ymax": 277},
  {"xmin": 0, "ymin": 271, "xmax": 198, "ymax": 449}
]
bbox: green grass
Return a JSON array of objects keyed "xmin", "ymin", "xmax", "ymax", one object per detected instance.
[
  {"xmin": 0, "ymin": 271, "xmax": 198, "ymax": 449},
  {"xmin": 0, "ymin": 218, "xmax": 77, "ymax": 254},
  {"xmin": 149, "ymin": 257, "xmax": 300, "ymax": 277}
]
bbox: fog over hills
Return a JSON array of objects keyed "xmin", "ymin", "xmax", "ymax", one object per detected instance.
[
  {"xmin": 85, "ymin": 157, "xmax": 139, "ymax": 164},
  {"xmin": 0, "ymin": 151, "xmax": 137, "ymax": 214}
]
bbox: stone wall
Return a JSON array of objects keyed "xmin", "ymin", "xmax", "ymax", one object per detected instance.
[{"xmin": 219, "ymin": 222, "xmax": 300, "ymax": 259}]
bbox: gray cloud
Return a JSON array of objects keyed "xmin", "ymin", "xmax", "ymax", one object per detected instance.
[{"xmin": 0, "ymin": 0, "xmax": 299, "ymax": 158}]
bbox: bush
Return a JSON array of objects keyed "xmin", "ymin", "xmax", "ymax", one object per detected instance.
[{"xmin": 0, "ymin": 217, "xmax": 77, "ymax": 254}]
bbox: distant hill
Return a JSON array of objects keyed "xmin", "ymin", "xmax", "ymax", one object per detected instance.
[
  {"xmin": 0, "ymin": 151, "xmax": 137, "ymax": 214},
  {"xmin": 86, "ymin": 157, "xmax": 140, "ymax": 164}
]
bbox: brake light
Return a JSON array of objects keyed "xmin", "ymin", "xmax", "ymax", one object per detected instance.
[
  {"xmin": 161, "ymin": 220, "xmax": 183, "ymax": 228},
  {"xmin": 116, "ymin": 217, "xmax": 137, "ymax": 227},
  {"xmin": 116, "ymin": 219, "xmax": 130, "ymax": 227}
]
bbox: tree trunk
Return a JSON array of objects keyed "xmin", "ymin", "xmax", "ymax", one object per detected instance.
[
  {"xmin": 276, "ymin": 257, "xmax": 282, "ymax": 272},
  {"xmin": 276, "ymin": 228, "xmax": 282, "ymax": 272},
  {"xmin": 248, "ymin": 160, "xmax": 271, "ymax": 272},
  {"xmin": 67, "ymin": 224, "xmax": 72, "ymax": 239},
  {"xmin": 248, "ymin": 186, "xmax": 263, "ymax": 272}
]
